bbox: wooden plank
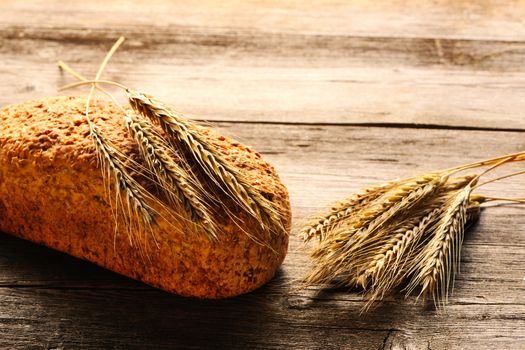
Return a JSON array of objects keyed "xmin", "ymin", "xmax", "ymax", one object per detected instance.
[
  {"xmin": 3, "ymin": 0, "xmax": 525, "ymax": 40},
  {"xmin": 3, "ymin": 31, "xmax": 525, "ymax": 130},
  {"xmin": 1, "ymin": 123, "xmax": 524, "ymax": 349},
  {"xmin": 0, "ymin": 286, "xmax": 523, "ymax": 350},
  {"xmin": 2, "ymin": 2, "xmax": 525, "ymax": 129}
]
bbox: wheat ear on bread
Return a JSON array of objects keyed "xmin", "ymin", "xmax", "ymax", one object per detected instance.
[{"xmin": 0, "ymin": 96, "xmax": 291, "ymax": 298}]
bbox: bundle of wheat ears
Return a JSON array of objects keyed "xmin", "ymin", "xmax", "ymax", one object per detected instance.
[
  {"xmin": 300, "ymin": 153, "xmax": 525, "ymax": 310},
  {"xmin": 58, "ymin": 37, "xmax": 283, "ymax": 245}
]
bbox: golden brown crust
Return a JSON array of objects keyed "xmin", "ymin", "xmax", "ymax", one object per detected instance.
[{"xmin": 0, "ymin": 96, "xmax": 290, "ymax": 298}]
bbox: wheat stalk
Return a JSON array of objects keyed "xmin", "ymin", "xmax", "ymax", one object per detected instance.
[
  {"xmin": 126, "ymin": 89, "xmax": 283, "ymax": 233},
  {"xmin": 357, "ymin": 206, "xmax": 443, "ymax": 284},
  {"xmin": 75, "ymin": 37, "xmax": 162, "ymax": 247},
  {"xmin": 359, "ymin": 194, "xmax": 481, "ymax": 311},
  {"xmin": 372, "ymin": 194, "xmax": 480, "ymax": 281},
  {"xmin": 302, "ymin": 174, "xmax": 457, "ymax": 287},
  {"xmin": 123, "ymin": 113, "xmax": 218, "ymax": 239},
  {"xmin": 301, "ymin": 175, "xmax": 474, "ymax": 244},
  {"xmin": 58, "ymin": 56, "xmax": 221, "ymax": 239}
]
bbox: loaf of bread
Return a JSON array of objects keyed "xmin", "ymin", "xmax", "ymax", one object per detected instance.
[{"xmin": 0, "ymin": 96, "xmax": 290, "ymax": 298}]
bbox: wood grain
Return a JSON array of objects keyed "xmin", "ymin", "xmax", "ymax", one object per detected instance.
[
  {"xmin": 2, "ymin": 1, "xmax": 525, "ymax": 129},
  {"xmin": 1, "ymin": 1, "xmax": 525, "ymax": 349}
]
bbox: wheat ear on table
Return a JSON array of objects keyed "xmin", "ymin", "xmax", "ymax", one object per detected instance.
[
  {"xmin": 300, "ymin": 174, "xmax": 473, "ymax": 244},
  {"xmin": 334, "ymin": 173, "xmax": 446, "ymax": 256},
  {"xmin": 300, "ymin": 181, "xmax": 396, "ymax": 242},
  {"xmin": 358, "ymin": 206, "xmax": 444, "ymax": 308},
  {"xmin": 302, "ymin": 173, "xmax": 447, "ymax": 288},
  {"xmin": 407, "ymin": 185, "xmax": 470, "ymax": 307},
  {"xmin": 126, "ymin": 89, "xmax": 282, "ymax": 233}
]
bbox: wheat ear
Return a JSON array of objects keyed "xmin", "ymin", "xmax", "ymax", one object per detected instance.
[
  {"xmin": 300, "ymin": 174, "xmax": 473, "ymax": 244},
  {"xmin": 58, "ymin": 59, "xmax": 219, "ymax": 239},
  {"xmin": 358, "ymin": 206, "xmax": 443, "ymax": 308},
  {"xmin": 126, "ymin": 89, "xmax": 282, "ymax": 233},
  {"xmin": 333, "ymin": 173, "xmax": 446, "ymax": 254},
  {"xmin": 300, "ymin": 182, "xmax": 396, "ymax": 242},
  {"xmin": 90, "ymin": 124, "xmax": 156, "ymax": 244},
  {"xmin": 356, "ymin": 187, "xmax": 481, "ymax": 289},
  {"xmin": 359, "ymin": 194, "xmax": 481, "ymax": 311},
  {"xmin": 124, "ymin": 113, "xmax": 218, "ymax": 239},
  {"xmin": 407, "ymin": 185, "xmax": 470, "ymax": 307}
]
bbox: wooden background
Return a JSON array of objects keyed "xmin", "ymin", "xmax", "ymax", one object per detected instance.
[{"xmin": 1, "ymin": 1, "xmax": 524, "ymax": 349}]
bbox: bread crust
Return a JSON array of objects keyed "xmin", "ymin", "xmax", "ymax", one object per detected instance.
[{"xmin": 0, "ymin": 96, "xmax": 290, "ymax": 298}]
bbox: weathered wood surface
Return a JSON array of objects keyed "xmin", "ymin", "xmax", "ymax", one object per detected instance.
[
  {"xmin": 1, "ymin": 1, "xmax": 525, "ymax": 349},
  {"xmin": 3, "ymin": 1, "xmax": 525, "ymax": 129}
]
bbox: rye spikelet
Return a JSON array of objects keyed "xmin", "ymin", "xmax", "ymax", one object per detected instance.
[
  {"xmin": 89, "ymin": 123, "xmax": 156, "ymax": 244},
  {"xmin": 126, "ymin": 89, "xmax": 282, "ymax": 233},
  {"xmin": 123, "ymin": 113, "xmax": 217, "ymax": 239}
]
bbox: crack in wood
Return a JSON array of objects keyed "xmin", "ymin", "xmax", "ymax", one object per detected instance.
[
  {"xmin": 211, "ymin": 119, "xmax": 525, "ymax": 133},
  {"xmin": 380, "ymin": 329, "xmax": 401, "ymax": 350}
]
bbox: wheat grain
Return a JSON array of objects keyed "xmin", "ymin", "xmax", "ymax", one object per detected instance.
[
  {"xmin": 126, "ymin": 89, "xmax": 282, "ymax": 233},
  {"xmin": 442, "ymin": 175, "xmax": 476, "ymax": 191}
]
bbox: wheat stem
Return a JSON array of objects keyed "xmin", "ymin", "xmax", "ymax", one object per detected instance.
[
  {"xmin": 59, "ymin": 79, "xmax": 129, "ymax": 92},
  {"xmin": 481, "ymin": 196, "xmax": 525, "ymax": 203},
  {"xmin": 77, "ymin": 37, "xmax": 159, "ymax": 243},
  {"xmin": 443, "ymin": 151, "xmax": 525, "ymax": 174},
  {"xmin": 472, "ymin": 169, "xmax": 525, "ymax": 190},
  {"xmin": 58, "ymin": 60, "xmax": 88, "ymax": 81}
]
